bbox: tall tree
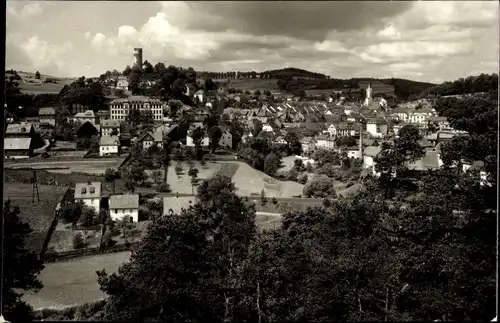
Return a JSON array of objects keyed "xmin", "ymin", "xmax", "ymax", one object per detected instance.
[{"xmin": 2, "ymin": 200, "xmax": 45, "ymax": 322}]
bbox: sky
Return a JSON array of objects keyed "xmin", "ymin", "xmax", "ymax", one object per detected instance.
[{"xmin": 5, "ymin": 1, "xmax": 499, "ymax": 83}]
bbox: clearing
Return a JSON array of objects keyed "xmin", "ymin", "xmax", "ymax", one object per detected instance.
[
  {"xmin": 225, "ymin": 161, "xmax": 304, "ymax": 197},
  {"xmin": 22, "ymin": 251, "xmax": 131, "ymax": 310},
  {"xmin": 146, "ymin": 161, "xmax": 222, "ymax": 194},
  {"xmin": 3, "ymin": 184, "xmax": 68, "ymax": 254}
]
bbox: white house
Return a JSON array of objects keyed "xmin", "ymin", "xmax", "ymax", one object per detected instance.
[
  {"xmin": 109, "ymin": 194, "xmax": 139, "ymax": 222},
  {"xmin": 275, "ymin": 136, "xmax": 288, "ymax": 145},
  {"xmin": 74, "ymin": 110, "xmax": 96, "ymax": 125},
  {"xmin": 366, "ymin": 118, "xmax": 388, "ymax": 138},
  {"xmin": 74, "ymin": 182, "xmax": 101, "ymax": 212},
  {"xmin": 99, "ymin": 135, "xmax": 120, "ymax": 157},
  {"xmin": 116, "ymin": 78, "xmax": 129, "ymax": 91},
  {"xmin": 101, "ymin": 119, "xmax": 121, "ymax": 137},
  {"xmin": 139, "ymin": 131, "xmax": 163, "ymax": 150},
  {"xmin": 363, "ymin": 146, "xmax": 381, "ymax": 177},
  {"xmin": 194, "ymin": 90, "xmax": 204, "ymax": 103},
  {"xmin": 344, "ymin": 146, "xmax": 361, "ymax": 159},
  {"xmin": 38, "ymin": 107, "xmax": 56, "ymax": 127},
  {"xmin": 315, "ymin": 134, "xmax": 335, "ymax": 150},
  {"xmin": 219, "ymin": 128, "xmax": 233, "ymax": 149}
]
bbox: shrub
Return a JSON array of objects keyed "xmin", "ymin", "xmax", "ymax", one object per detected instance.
[
  {"xmin": 297, "ymin": 173, "xmax": 308, "ymax": 184},
  {"xmin": 156, "ymin": 182, "xmax": 171, "ymax": 193},
  {"xmin": 72, "ymin": 232, "xmax": 85, "ymax": 249},
  {"xmin": 272, "ymin": 197, "xmax": 278, "ymax": 204},
  {"xmin": 303, "ymin": 176, "xmax": 337, "ymax": 198}
]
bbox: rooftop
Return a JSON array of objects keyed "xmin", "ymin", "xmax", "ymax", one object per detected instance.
[
  {"xmin": 74, "ymin": 182, "xmax": 102, "ymax": 199},
  {"xmin": 100, "ymin": 135, "xmax": 120, "ymax": 146},
  {"xmin": 4, "ymin": 138, "xmax": 32, "ymax": 150},
  {"xmin": 38, "ymin": 107, "xmax": 56, "ymax": 116},
  {"xmin": 109, "ymin": 194, "xmax": 139, "ymax": 209},
  {"xmin": 101, "ymin": 119, "xmax": 121, "ymax": 128}
]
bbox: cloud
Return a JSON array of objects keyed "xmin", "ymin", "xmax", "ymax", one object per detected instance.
[
  {"xmin": 7, "ymin": 2, "xmax": 43, "ymax": 18},
  {"xmin": 4, "ymin": 1, "xmax": 499, "ymax": 82}
]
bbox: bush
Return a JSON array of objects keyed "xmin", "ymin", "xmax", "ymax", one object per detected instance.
[
  {"xmin": 272, "ymin": 197, "xmax": 278, "ymax": 204},
  {"xmin": 297, "ymin": 173, "xmax": 308, "ymax": 184},
  {"xmin": 72, "ymin": 232, "xmax": 85, "ymax": 249},
  {"xmin": 286, "ymin": 168, "xmax": 299, "ymax": 181},
  {"xmin": 156, "ymin": 182, "xmax": 171, "ymax": 193},
  {"xmin": 303, "ymin": 176, "xmax": 337, "ymax": 198}
]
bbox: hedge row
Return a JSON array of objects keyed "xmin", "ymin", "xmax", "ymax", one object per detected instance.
[{"xmin": 213, "ymin": 163, "xmax": 239, "ymax": 179}]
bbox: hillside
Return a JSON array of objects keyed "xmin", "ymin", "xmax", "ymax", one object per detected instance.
[
  {"xmin": 261, "ymin": 67, "xmax": 327, "ymax": 80},
  {"xmin": 5, "ymin": 70, "xmax": 76, "ymax": 94}
]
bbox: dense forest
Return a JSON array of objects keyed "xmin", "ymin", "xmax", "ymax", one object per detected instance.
[{"xmin": 416, "ymin": 73, "xmax": 498, "ymax": 99}]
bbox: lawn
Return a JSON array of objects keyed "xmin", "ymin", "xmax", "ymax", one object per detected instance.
[
  {"xmin": 22, "ymin": 251, "xmax": 131, "ymax": 310},
  {"xmin": 146, "ymin": 161, "xmax": 222, "ymax": 194},
  {"xmin": 19, "ymin": 82, "xmax": 66, "ymax": 94},
  {"xmin": 225, "ymin": 161, "xmax": 304, "ymax": 198},
  {"xmin": 3, "ymin": 184, "xmax": 68, "ymax": 254}
]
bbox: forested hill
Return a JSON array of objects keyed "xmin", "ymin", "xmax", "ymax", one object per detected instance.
[
  {"xmin": 261, "ymin": 67, "xmax": 328, "ymax": 79},
  {"xmin": 417, "ymin": 73, "xmax": 498, "ymax": 98}
]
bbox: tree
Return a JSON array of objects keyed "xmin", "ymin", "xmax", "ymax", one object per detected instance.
[
  {"xmin": 191, "ymin": 127, "xmax": 205, "ymax": 160},
  {"xmin": 260, "ymin": 189, "xmax": 267, "ymax": 205},
  {"xmin": 153, "ymin": 62, "xmax": 166, "ymax": 74},
  {"xmin": 73, "ymin": 232, "xmax": 85, "ymax": 249},
  {"xmin": 302, "ymin": 176, "xmax": 337, "ymax": 198},
  {"xmin": 254, "ymin": 89, "xmax": 261, "ymax": 96},
  {"xmin": 297, "ymin": 173, "xmax": 308, "ymax": 184},
  {"xmin": 284, "ymin": 132, "xmax": 302, "ymax": 155},
  {"xmin": 251, "ymin": 119, "xmax": 263, "ymax": 137},
  {"xmin": 123, "ymin": 65, "xmax": 132, "ymax": 76},
  {"xmin": 293, "ymin": 158, "xmax": 304, "ymax": 171},
  {"xmin": 208, "ymin": 126, "xmax": 222, "ymax": 153},
  {"xmin": 97, "ymin": 175, "xmax": 256, "ymax": 322},
  {"xmin": 35, "ymin": 71, "xmax": 41, "ymax": 79},
  {"xmin": 188, "ymin": 167, "xmax": 199, "ymax": 195},
  {"xmin": 128, "ymin": 68, "xmax": 142, "ymax": 94},
  {"xmin": 2, "ymin": 200, "xmax": 44, "ymax": 322},
  {"xmin": 122, "ymin": 163, "xmax": 147, "ymax": 193},
  {"xmin": 142, "ymin": 60, "xmax": 154, "ymax": 74},
  {"xmin": 104, "ymin": 168, "xmax": 120, "ymax": 194},
  {"xmin": 60, "ymin": 200, "xmax": 85, "ymax": 224},
  {"xmin": 263, "ymin": 152, "xmax": 281, "ymax": 176},
  {"xmin": 335, "ymin": 136, "xmax": 356, "ymax": 147},
  {"xmin": 79, "ymin": 207, "xmax": 97, "ymax": 227}
]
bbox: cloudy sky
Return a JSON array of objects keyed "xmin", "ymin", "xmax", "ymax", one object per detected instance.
[{"xmin": 6, "ymin": 1, "xmax": 499, "ymax": 83}]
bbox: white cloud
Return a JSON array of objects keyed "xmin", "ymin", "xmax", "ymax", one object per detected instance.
[
  {"xmin": 7, "ymin": 2, "xmax": 42, "ymax": 18},
  {"xmin": 84, "ymin": 31, "xmax": 91, "ymax": 39},
  {"xmin": 20, "ymin": 36, "xmax": 74, "ymax": 72}
]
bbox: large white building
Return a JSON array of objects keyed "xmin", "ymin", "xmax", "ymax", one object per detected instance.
[{"xmin": 109, "ymin": 96, "xmax": 165, "ymax": 122}]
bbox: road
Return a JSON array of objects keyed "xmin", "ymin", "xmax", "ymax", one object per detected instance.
[
  {"xmin": 22, "ymin": 251, "xmax": 131, "ymax": 310},
  {"xmin": 5, "ymin": 159, "xmax": 123, "ymax": 168}
]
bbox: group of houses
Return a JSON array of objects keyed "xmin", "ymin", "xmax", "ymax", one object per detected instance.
[{"xmin": 73, "ymin": 181, "xmax": 196, "ymax": 223}]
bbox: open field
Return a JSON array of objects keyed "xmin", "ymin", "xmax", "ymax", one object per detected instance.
[
  {"xmin": 6, "ymin": 158, "xmax": 126, "ymax": 175},
  {"xmin": 224, "ymin": 161, "xmax": 304, "ymax": 197},
  {"xmin": 47, "ymin": 222, "xmax": 103, "ymax": 254},
  {"xmin": 3, "ymin": 184, "xmax": 68, "ymax": 254},
  {"xmin": 146, "ymin": 161, "xmax": 222, "ymax": 194},
  {"xmin": 22, "ymin": 251, "xmax": 131, "ymax": 310},
  {"xmin": 214, "ymin": 78, "xmax": 279, "ymax": 91},
  {"xmin": 19, "ymin": 82, "xmax": 66, "ymax": 94}
]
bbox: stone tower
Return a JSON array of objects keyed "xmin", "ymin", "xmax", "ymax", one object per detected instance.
[{"xmin": 133, "ymin": 48, "xmax": 143, "ymax": 69}]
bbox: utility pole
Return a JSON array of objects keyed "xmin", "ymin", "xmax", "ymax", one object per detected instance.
[{"xmin": 31, "ymin": 169, "xmax": 40, "ymax": 203}]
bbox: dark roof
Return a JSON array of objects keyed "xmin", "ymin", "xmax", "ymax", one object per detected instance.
[{"xmin": 38, "ymin": 107, "xmax": 56, "ymax": 116}]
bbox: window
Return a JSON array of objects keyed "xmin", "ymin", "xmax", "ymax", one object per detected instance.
[
  {"xmin": 81, "ymin": 187, "xmax": 87, "ymax": 194},
  {"xmin": 90, "ymin": 187, "xmax": 95, "ymax": 194}
]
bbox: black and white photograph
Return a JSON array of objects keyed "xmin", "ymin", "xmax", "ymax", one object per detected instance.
[{"xmin": 2, "ymin": 1, "xmax": 499, "ymax": 321}]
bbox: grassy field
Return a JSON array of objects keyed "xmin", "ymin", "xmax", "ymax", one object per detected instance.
[
  {"xmin": 224, "ymin": 161, "xmax": 304, "ymax": 197},
  {"xmin": 15, "ymin": 71, "xmax": 76, "ymax": 94},
  {"xmin": 22, "ymin": 251, "xmax": 131, "ymax": 310},
  {"xmin": 214, "ymin": 78, "xmax": 279, "ymax": 91},
  {"xmin": 3, "ymin": 184, "xmax": 68, "ymax": 254},
  {"xmin": 145, "ymin": 161, "xmax": 222, "ymax": 194}
]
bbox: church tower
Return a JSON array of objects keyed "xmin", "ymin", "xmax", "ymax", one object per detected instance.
[{"xmin": 363, "ymin": 82, "xmax": 373, "ymax": 106}]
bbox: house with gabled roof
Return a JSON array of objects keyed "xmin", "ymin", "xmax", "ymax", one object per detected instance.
[
  {"xmin": 101, "ymin": 119, "xmax": 121, "ymax": 137},
  {"xmin": 4, "ymin": 138, "xmax": 34, "ymax": 159},
  {"xmin": 74, "ymin": 110, "xmax": 96, "ymax": 125},
  {"xmin": 74, "ymin": 181, "xmax": 102, "ymax": 212},
  {"xmin": 99, "ymin": 135, "xmax": 120, "ymax": 157},
  {"xmin": 363, "ymin": 146, "xmax": 382, "ymax": 177},
  {"xmin": 38, "ymin": 107, "xmax": 56, "ymax": 127},
  {"xmin": 109, "ymin": 194, "xmax": 140, "ymax": 222},
  {"xmin": 300, "ymin": 136, "xmax": 317, "ymax": 155},
  {"xmin": 139, "ymin": 130, "xmax": 163, "ymax": 150}
]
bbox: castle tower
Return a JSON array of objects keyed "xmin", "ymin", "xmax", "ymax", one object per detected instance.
[{"xmin": 133, "ymin": 48, "xmax": 143, "ymax": 69}]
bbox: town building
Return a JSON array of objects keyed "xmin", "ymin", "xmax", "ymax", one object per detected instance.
[
  {"xmin": 38, "ymin": 107, "xmax": 56, "ymax": 127},
  {"xmin": 363, "ymin": 146, "xmax": 382, "ymax": 177},
  {"xmin": 74, "ymin": 110, "xmax": 96, "ymax": 125},
  {"xmin": 99, "ymin": 135, "xmax": 120, "ymax": 157},
  {"xmin": 109, "ymin": 96, "xmax": 165, "ymax": 122},
  {"xmin": 4, "ymin": 138, "xmax": 34, "ymax": 159},
  {"xmin": 366, "ymin": 118, "xmax": 388, "ymax": 138},
  {"xmin": 101, "ymin": 119, "xmax": 121, "ymax": 137},
  {"xmin": 109, "ymin": 194, "xmax": 140, "ymax": 222},
  {"xmin": 74, "ymin": 182, "xmax": 102, "ymax": 212},
  {"xmin": 139, "ymin": 131, "xmax": 163, "ymax": 150}
]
